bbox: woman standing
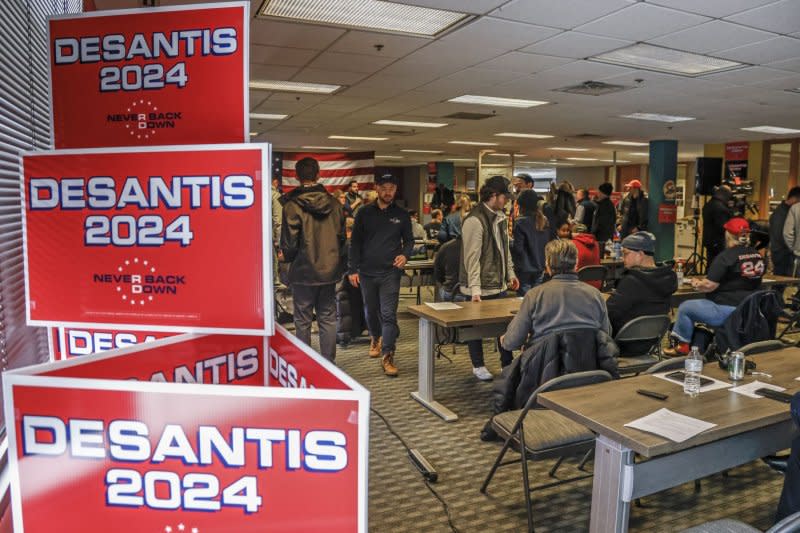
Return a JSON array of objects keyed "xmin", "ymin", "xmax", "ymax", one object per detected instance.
[
  {"xmin": 511, "ymin": 190, "xmax": 551, "ymax": 295},
  {"xmin": 438, "ymin": 194, "xmax": 472, "ymax": 243}
]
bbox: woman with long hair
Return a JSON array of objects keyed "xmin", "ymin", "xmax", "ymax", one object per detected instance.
[
  {"xmin": 511, "ymin": 189, "xmax": 551, "ymax": 295},
  {"xmin": 438, "ymin": 194, "xmax": 472, "ymax": 243}
]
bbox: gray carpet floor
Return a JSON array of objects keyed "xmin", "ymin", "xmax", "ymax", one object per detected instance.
[{"xmin": 293, "ymin": 286, "xmax": 789, "ymax": 533}]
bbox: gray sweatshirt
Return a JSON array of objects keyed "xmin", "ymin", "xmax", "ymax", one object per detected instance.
[
  {"xmin": 783, "ymin": 202, "xmax": 800, "ymax": 257},
  {"xmin": 459, "ymin": 203, "xmax": 515, "ymax": 297},
  {"xmin": 502, "ymin": 273, "xmax": 611, "ymax": 350}
]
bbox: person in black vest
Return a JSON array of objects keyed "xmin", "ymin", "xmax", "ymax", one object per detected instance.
[
  {"xmin": 592, "ymin": 182, "xmax": 616, "ymax": 253},
  {"xmin": 770, "ymin": 187, "xmax": 800, "ymax": 277},
  {"xmin": 348, "ymin": 174, "xmax": 414, "ymax": 376},
  {"xmin": 703, "ymin": 184, "xmax": 734, "ymax": 266},
  {"xmin": 575, "ymin": 188, "xmax": 597, "ymax": 230}
]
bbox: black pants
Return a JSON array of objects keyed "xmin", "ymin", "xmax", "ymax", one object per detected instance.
[
  {"xmin": 292, "ymin": 283, "xmax": 337, "ymax": 361},
  {"xmin": 360, "ymin": 270, "xmax": 402, "ymax": 354},
  {"xmin": 454, "ymin": 292, "xmax": 514, "ymax": 368}
]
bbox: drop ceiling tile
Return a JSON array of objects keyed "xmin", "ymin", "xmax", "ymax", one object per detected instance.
[
  {"xmin": 645, "ymin": 0, "xmax": 780, "ymax": 18},
  {"xmin": 767, "ymin": 57, "xmax": 800, "ymax": 72},
  {"xmin": 250, "ymin": 19, "xmax": 345, "ymax": 49},
  {"xmin": 249, "ymin": 90, "xmax": 270, "ymax": 111},
  {"xmin": 575, "ymin": 3, "xmax": 710, "ymax": 41},
  {"xmin": 250, "ymin": 45, "xmax": 318, "ymax": 67},
  {"xmin": 716, "ymin": 37, "xmax": 800, "ymax": 64},
  {"xmin": 327, "ymin": 31, "xmax": 430, "ymax": 58},
  {"xmin": 249, "ymin": 64, "xmax": 301, "ymax": 81},
  {"xmin": 306, "ymin": 51, "xmax": 396, "ymax": 74},
  {"xmin": 521, "ymin": 32, "xmax": 633, "ymax": 59},
  {"xmin": 404, "ymin": 41, "xmax": 507, "ymax": 70},
  {"xmin": 702, "ymin": 66, "xmax": 798, "ymax": 86},
  {"xmin": 725, "ymin": 0, "xmax": 800, "ymax": 35},
  {"xmin": 647, "ymin": 20, "xmax": 776, "ymax": 54},
  {"xmin": 441, "ymin": 17, "xmax": 562, "ymax": 50},
  {"xmin": 490, "ymin": 0, "xmax": 633, "ymax": 30},
  {"xmin": 293, "ymin": 68, "xmax": 369, "ymax": 86},
  {"xmin": 477, "ymin": 52, "xmax": 575, "ymax": 73},
  {"xmin": 385, "ymin": 0, "xmax": 507, "ymax": 15}
]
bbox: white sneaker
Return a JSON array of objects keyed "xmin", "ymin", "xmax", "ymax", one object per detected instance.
[{"xmin": 473, "ymin": 366, "xmax": 493, "ymax": 381}]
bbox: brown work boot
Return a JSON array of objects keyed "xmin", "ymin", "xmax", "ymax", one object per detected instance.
[
  {"xmin": 369, "ymin": 337, "xmax": 382, "ymax": 358},
  {"xmin": 382, "ymin": 352, "xmax": 399, "ymax": 377}
]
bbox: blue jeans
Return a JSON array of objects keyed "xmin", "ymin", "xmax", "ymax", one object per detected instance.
[
  {"xmin": 454, "ymin": 292, "xmax": 514, "ymax": 368},
  {"xmin": 672, "ymin": 299, "xmax": 736, "ymax": 343},
  {"xmin": 359, "ymin": 270, "xmax": 402, "ymax": 354},
  {"xmin": 517, "ymin": 271, "xmax": 542, "ymax": 297}
]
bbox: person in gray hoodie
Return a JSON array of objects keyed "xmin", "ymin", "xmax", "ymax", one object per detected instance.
[{"xmin": 784, "ymin": 199, "xmax": 800, "ymax": 276}]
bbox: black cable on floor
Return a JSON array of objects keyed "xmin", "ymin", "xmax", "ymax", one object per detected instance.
[{"xmin": 370, "ymin": 407, "xmax": 462, "ymax": 533}]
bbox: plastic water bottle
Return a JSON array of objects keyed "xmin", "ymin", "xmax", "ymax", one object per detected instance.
[
  {"xmin": 613, "ymin": 240, "xmax": 621, "ymax": 260},
  {"xmin": 684, "ymin": 346, "xmax": 703, "ymax": 397},
  {"xmin": 675, "ymin": 260, "xmax": 684, "ymax": 286}
]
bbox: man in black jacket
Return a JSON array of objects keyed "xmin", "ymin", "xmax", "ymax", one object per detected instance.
[
  {"xmin": 703, "ymin": 185, "xmax": 733, "ymax": 265},
  {"xmin": 606, "ymin": 232, "xmax": 678, "ymax": 337},
  {"xmin": 348, "ymin": 174, "xmax": 413, "ymax": 376},
  {"xmin": 575, "ymin": 188, "xmax": 596, "ymax": 229},
  {"xmin": 770, "ymin": 187, "xmax": 800, "ymax": 276},
  {"xmin": 592, "ymin": 182, "xmax": 616, "ymax": 253},
  {"xmin": 619, "ymin": 179, "xmax": 649, "ymax": 237},
  {"xmin": 280, "ymin": 157, "xmax": 346, "ymax": 361}
]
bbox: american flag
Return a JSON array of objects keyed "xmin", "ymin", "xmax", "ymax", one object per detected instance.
[{"xmin": 280, "ymin": 151, "xmax": 374, "ymax": 191}]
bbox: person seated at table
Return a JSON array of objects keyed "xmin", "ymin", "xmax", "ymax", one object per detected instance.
[
  {"xmin": 424, "ymin": 209, "xmax": 443, "ymax": 241},
  {"xmin": 665, "ymin": 217, "xmax": 765, "ymax": 356},
  {"xmin": 434, "ymin": 236, "xmax": 461, "ymax": 301},
  {"xmin": 511, "ymin": 189, "xmax": 551, "ymax": 295},
  {"xmin": 557, "ymin": 219, "xmax": 602, "ymax": 289},
  {"xmin": 606, "ymin": 232, "xmax": 678, "ymax": 336}
]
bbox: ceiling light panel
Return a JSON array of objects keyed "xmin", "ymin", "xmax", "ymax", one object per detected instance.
[
  {"xmin": 495, "ymin": 132, "xmax": 554, "ymax": 139},
  {"xmin": 329, "ymin": 135, "xmax": 388, "ymax": 141},
  {"xmin": 250, "ymin": 113, "xmax": 289, "ymax": 120},
  {"xmin": 600, "ymin": 159, "xmax": 631, "ymax": 163},
  {"xmin": 401, "ymin": 149, "xmax": 442, "ymax": 153},
  {"xmin": 741, "ymin": 126, "xmax": 800, "ymax": 134},
  {"xmin": 602, "ymin": 140, "xmax": 648, "ymax": 146},
  {"xmin": 301, "ymin": 145, "xmax": 350, "ymax": 150},
  {"xmin": 249, "ymin": 80, "xmax": 341, "ymax": 94},
  {"xmin": 621, "ymin": 112, "xmax": 695, "ymax": 123},
  {"xmin": 548, "ymin": 147, "xmax": 590, "ymax": 152},
  {"xmin": 629, "ymin": 152, "xmax": 650, "ymax": 156},
  {"xmin": 566, "ymin": 157, "xmax": 599, "ymax": 161},
  {"xmin": 376, "ymin": 155, "xmax": 404, "ymax": 159},
  {"xmin": 590, "ymin": 43, "xmax": 744, "ymax": 76},
  {"xmin": 449, "ymin": 140, "xmax": 499, "ymax": 146},
  {"xmin": 448, "ymin": 95, "xmax": 549, "ymax": 108},
  {"xmin": 260, "ymin": 0, "xmax": 470, "ymax": 37},
  {"xmin": 372, "ymin": 120, "xmax": 448, "ymax": 128}
]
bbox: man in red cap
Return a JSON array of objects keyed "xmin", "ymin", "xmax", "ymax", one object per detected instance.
[
  {"xmin": 665, "ymin": 217, "xmax": 764, "ymax": 356},
  {"xmin": 619, "ymin": 179, "xmax": 649, "ymax": 238}
]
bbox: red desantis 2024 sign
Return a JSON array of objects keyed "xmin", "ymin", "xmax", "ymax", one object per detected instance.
[
  {"xmin": 21, "ymin": 144, "xmax": 272, "ymax": 335},
  {"xmin": 48, "ymin": 2, "xmax": 248, "ymax": 149}
]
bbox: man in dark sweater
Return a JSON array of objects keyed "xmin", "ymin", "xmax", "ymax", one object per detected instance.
[
  {"xmin": 605, "ymin": 232, "xmax": 677, "ymax": 339},
  {"xmin": 592, "ymin": 182, "xmax": 616, "ymax": 253},
  {"xmin": 702, "ymin": 185, "xmax": 733, "ymax": 266},
  {"xmin": 770, "ymin": 186, "xmax": 800, "ymax": 276},
  {"xmin": 348, "ymin": 174, "xmax": 413, "ymax": 376}
]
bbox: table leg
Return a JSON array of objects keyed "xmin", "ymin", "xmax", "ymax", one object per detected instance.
[
  {"xmin": 416, "ymin": 271, "xmax": 422, "ymax": 305},
  {"xmin": 410, "ymin": 317, "xmax": 458, "ymax": 422},
  {"xmin": 590, "ymin": 435, "xmax": 634, "ymax": 533}
]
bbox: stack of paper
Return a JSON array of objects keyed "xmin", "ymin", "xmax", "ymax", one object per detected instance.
[
  {"xmin": 625, "ymin": 408, "xmax": 717, "ymax": 443},
  {"xmin": 424, "ymin": 302, "xmax": 462, "ymax": 311}
]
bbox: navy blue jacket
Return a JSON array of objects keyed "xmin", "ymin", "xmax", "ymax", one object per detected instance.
[
  {"xmin": 511, "ymin": 215, "xmax": 551, "ymax": 277},
  {"xmin": 348, "ymin": 202, "xmax": 413, "ymax": 276}
]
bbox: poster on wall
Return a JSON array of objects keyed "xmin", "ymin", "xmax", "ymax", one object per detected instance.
[
  {"xmin": 21, "ymin": 144, "xmax": 272, "ymax": 335},
  {"xmin": 48, "ymin": 2, "xmax": 248, "ymax": 148},
  {"xmin": 725, "ymin": 142, "xmax": 749, "ymax": 181}
]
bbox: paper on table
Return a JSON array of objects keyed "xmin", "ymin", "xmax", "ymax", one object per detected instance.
[
  {"xmin": 625, "ymin": 408, "xmax": 717, "ymax": 443},
  {"xmin": 729, "ymin": 380, "xmax": 785, "ymax": 399},
  {"xmin": 654, "ymin": 372, "xmax": 732, "ymax": 393},
  {"xmin": 424, "ymin": 302, "xmax": 462, "ymax": 311}
]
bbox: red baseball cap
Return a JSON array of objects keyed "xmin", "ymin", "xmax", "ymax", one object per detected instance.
[
  {"xmin": 724, "ymin": 217, "xmax": 750, "ymax": 236},
  {"xmin": 626, "ymin": 179, "xmax": 642, "ymax": 189}
]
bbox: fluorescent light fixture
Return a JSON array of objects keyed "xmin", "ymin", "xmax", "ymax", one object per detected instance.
[
  {"xmin": 448, "ymin": 95, "xmax": 549, "ymax": 108},
  {"xmin": 249, "ymin": 80, "xmax": 341, "ymax": 94},
  {"xmin": 329, "ymin": 135, "xmax": 388, "ymax": 141},
  {"xmin": 548, "ymin": 147, "xmax": 590, "ymax": 152},
  {"xmin": 376, "ymin": 155, "xmax": 404, "ymax": 159},
  {"xmin": 485, "ymin": 153, "xmax": 527, "ymax": 157},
  {"xmin": 566, "ymin": 157, "xmax": 599, "ymax": 161},
  {"xmin": 600, "ymin": 159, "xmax": 631, "ymax": 163},
  {"xmin": 447, "ymin": 158, "xmax": 476, "ymax": 162},
  {"xmin": 372, "ymin": 119, "xmax": 448, "ymax": 128},
  {"xmin": 495, "ymin": 132, "xmax": 554, "ymax": 139},
  {"xmin": 741, "ymin": 126, "xmax": 800, "ymax": 134},
  {"xmin": 301, "ymin": 145, "xmax": 350, "ymax": 150},
  {"xmin": 519, "ymin": 161, "xmax": 574, "ymax": 166},
  {"xmin": 401, "ymin": 149, "xmax": 443, "ymax": 154},
  {"xmin": 621, "ymin": 112, "xmax": 695, "ymax": 123},
  {"xmin": 590, "ymin": 43, "xmax": 743, "ymax": 76},
  {"xmin": 629, "ymin": 152, "xmax": 650, "ymax": 156},
  {"xmin": 448, "ymin": 140, "xmax": 499, "ymax": 146},
  {"xmin": 250, "ymin": 113, "xmax": 289, "ymax": 120},
  {"xmin": 249, "ymin": 132, "xmax": 259, "ymax": 137},
  {"xmin": 602, "ymin": 140, "xmax": 648, "ymax": 147},
  {"xmin": 260, "ymin": 0, "xmax": 469, "ymax": 37}
]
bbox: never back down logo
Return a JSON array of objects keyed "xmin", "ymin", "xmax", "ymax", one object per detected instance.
[
  {"xmin": 92, "ymin": 257, "xmax": 185, "ymax": 306},
  {"xmin": 106, "ymin": 98, "xmax": 183, "ymax": 141}
]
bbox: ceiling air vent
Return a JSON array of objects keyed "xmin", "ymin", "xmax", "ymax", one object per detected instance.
[
  {"xmin": 572, "ymin": 133, "xmax": 607, "ymax": 139},
  {"xmin": 555, "ymin": 80, "xmax": 632, "ymax": 96},
  {"xmin": 443, "ymin": 112, "xmax": 495, "ymax": 120}
]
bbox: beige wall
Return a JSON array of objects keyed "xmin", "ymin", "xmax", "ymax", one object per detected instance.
[
  {"xmin": 556, "ymin": 166, "xmax": 606, "ymax": 189},
  {"xmin": 401, "ymin": 165, "xmax": 425, "ymax": 212}
]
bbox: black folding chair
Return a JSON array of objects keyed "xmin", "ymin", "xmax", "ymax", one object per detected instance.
[
  {"xmin": 614, "ymin": 315, "xmax": 671, "ymax": 376},
  {"xmin": 480, "ymin": 370, "xmax": 613, "ymax": 533},
  {"xmin": 577, "ymin": 265, "xmax": 608, "ymax": 290}
]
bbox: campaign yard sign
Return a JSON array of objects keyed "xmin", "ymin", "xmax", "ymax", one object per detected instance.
[
  {"xmin": 4, "ymin": 331, "xmax": 369, "ymax": 532},
  {"xmin": 21, "ymin": 144, "xmax": 272, "ymax": 335},
  {"xmin": 48, "ymin": 2, "xmax": 248, "ymax": 148},
  {"xmin": 49, "ymin": 326, "xmax": 177, "ymax": 360}
]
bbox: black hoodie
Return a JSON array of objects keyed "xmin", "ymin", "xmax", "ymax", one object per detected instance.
[
  {"xmin": 606, "ymin": 264, "xmax": 678, "ymax": 335},
  {"xmin": 280, "ymin": 184, "xmax": 346, "ymax": 285}
]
